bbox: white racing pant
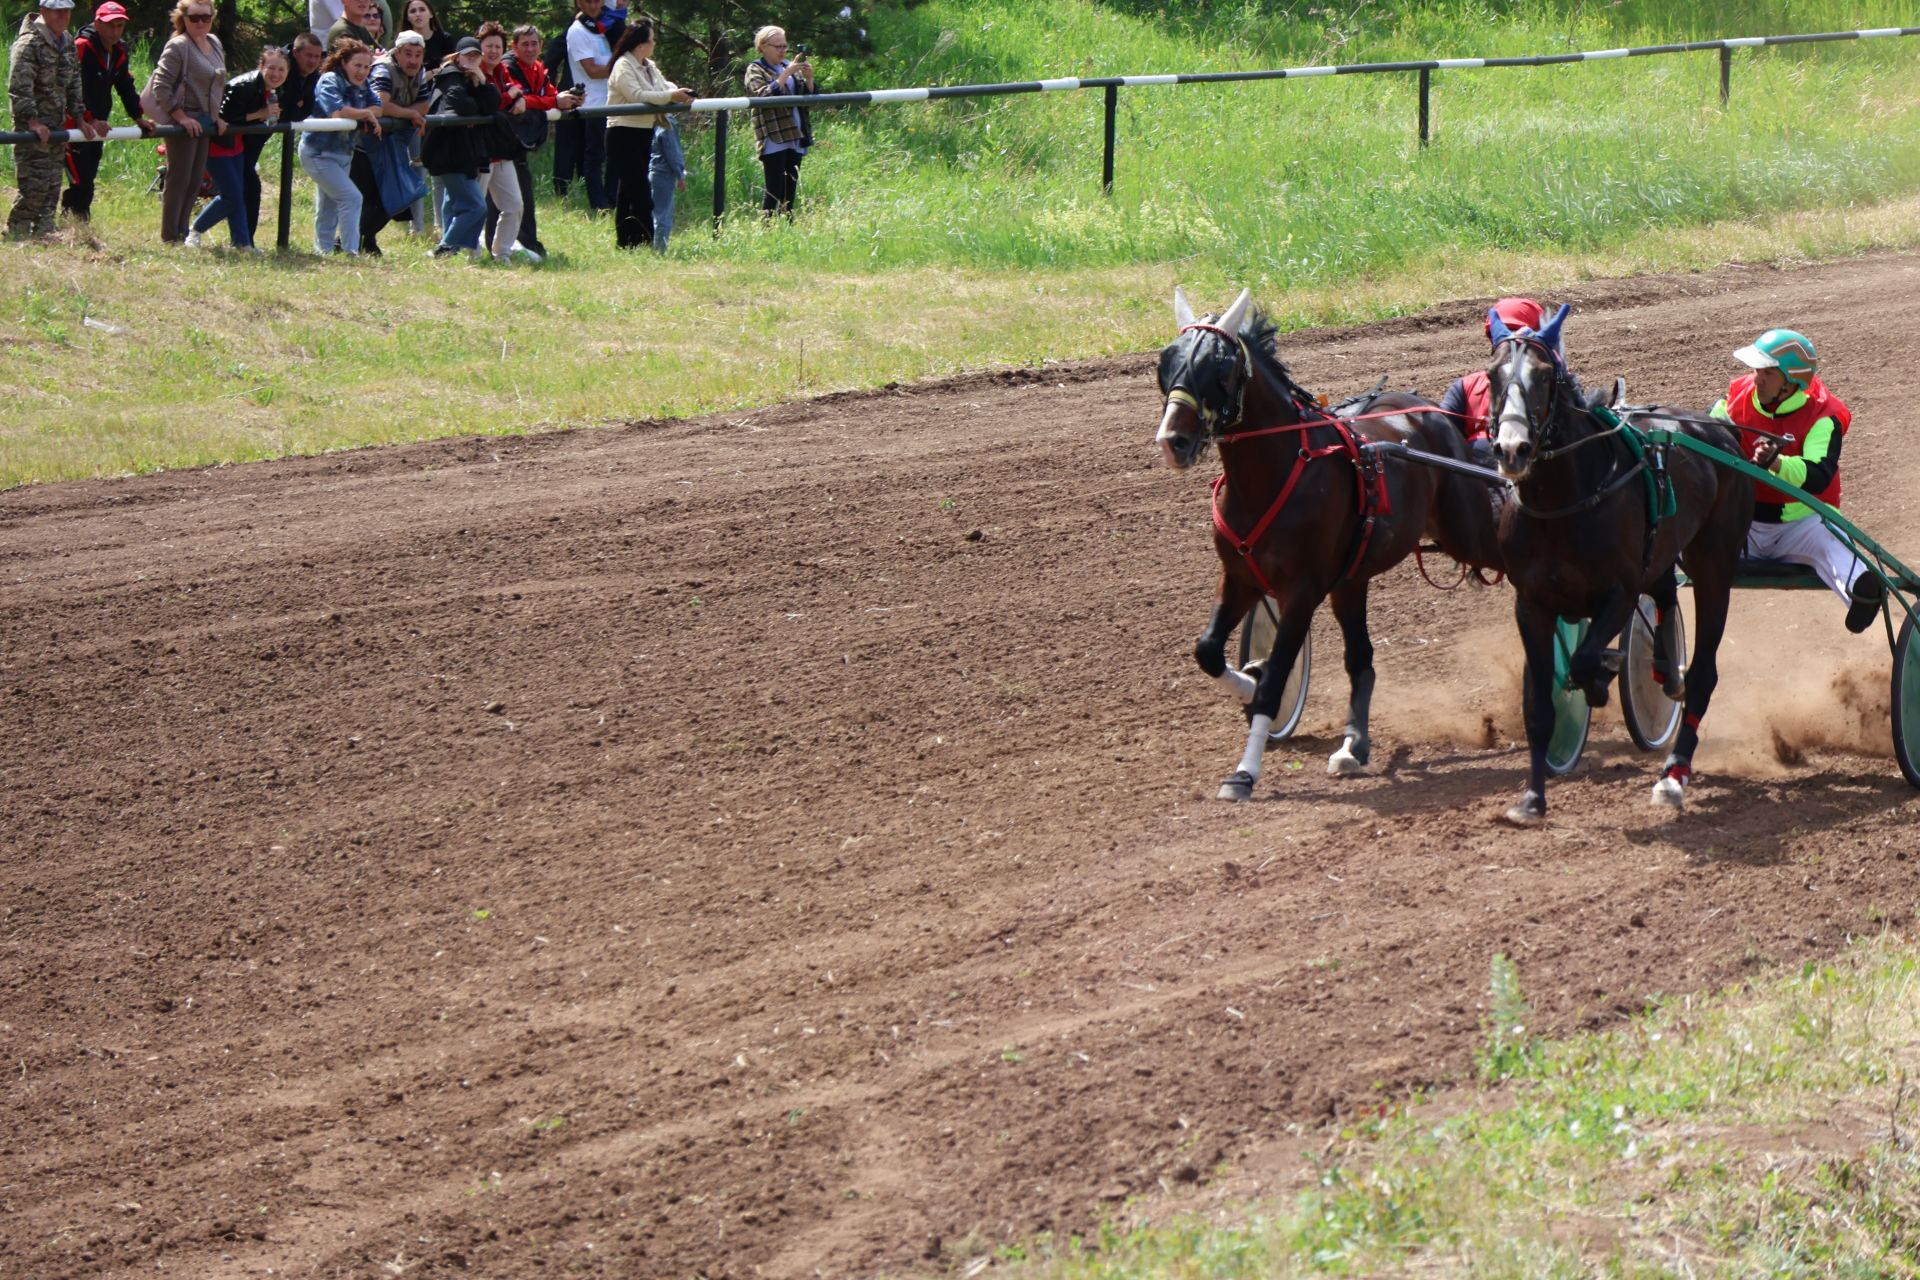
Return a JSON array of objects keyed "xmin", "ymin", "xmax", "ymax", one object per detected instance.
[{"xmin": 1744, "ymin": 516, "xmax": 1866, "ymax": 603}]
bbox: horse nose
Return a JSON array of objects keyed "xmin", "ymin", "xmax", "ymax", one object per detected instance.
[{"xmin": 1498, "ymin": 439, "xmax": 1533, "ymax": 474}]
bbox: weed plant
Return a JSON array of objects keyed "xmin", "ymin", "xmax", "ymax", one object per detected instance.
[
  {"xmin": 5, "ymin": 1, "xmax": 1920, "ymax": 484},
  {"xmin": 1019, "ymin": 939, "xmax": 1920, "ymax": 1277}
]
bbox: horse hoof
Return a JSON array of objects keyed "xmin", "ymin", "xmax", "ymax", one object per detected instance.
[
  {"xmin": 1663, "ymin": 676, "xmax": 1687, "ymax": 701},
  {"xmin": 1651, "ymin": 776, "xmax": 1687, "ymax": 809},
  {"xmin": 1217, "ymin": 770, "xmax": 1256, "ymax": 802},
  {"xmin": 1327, "ymin": 746, "xmax": 1365, "ymax": 777},
  {"xmin": 1502, "ymin": 792, "xmax": 1545, "ymax": 826}
]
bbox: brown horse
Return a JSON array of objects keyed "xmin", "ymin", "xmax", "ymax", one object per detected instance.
[
  {"xmin": 1485, "ymin": 304, "xmax": 1752, "ymax": 822},
  {"xmin": 1156, "ymin": 289, "xmax": 1503, "ymax": 800}
]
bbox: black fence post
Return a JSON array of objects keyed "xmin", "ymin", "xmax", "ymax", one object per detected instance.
[
  {"xmin": 277, "ymin": 129, "xmax": 293, "ymax": 251},
  {"xmin": 1719, "ymin": 45, "xmax": 1732, "ymax": 106},
  {"xmin": 712, "ymin": 110, "xmax": 728, "ymax": 231},
  {"xmin": 1418, "ymin": 68, "xmax": 1431, "ymax": 145},
  {"xmin": 1101, "ymin": 84, "xmax": 1117, "ymax": 194}
]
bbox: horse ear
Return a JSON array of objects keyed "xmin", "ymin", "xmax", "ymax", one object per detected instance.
[
  {"xmin": 1173, "ymin": 287, "xmax": 1195, "ymax": 329},
  {"xmin": 1538, "ymin": 303, "xmax": 1571, "ymax": 353},
  {"xmin": 1486, "ymin": 307, "xmax": 1513, "ymax": 347},
  {"xmin": 1218, "ymin": 288, "xmax": 1253, "ymax": 335}
]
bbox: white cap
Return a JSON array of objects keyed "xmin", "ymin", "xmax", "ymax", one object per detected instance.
[
  {"xmin": 40, "ymin": 0, "xmax": 77, "ymax": 10},
  {"xmin": 393, "ymin": 29, "xmax": 425, "ymax": 46}
]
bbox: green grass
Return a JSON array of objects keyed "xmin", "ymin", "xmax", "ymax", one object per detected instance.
[
  {"xmin": 1002, "ymin": 936, "xmax": 1920, "ymax": 1278},
  {"xmin": 4, "ymin": 0, "xmax": 1920, "ymax": 488}
]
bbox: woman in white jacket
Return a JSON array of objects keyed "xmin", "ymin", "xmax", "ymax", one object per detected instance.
[{"xmin": 604, "ymin": 20, "xmax": 693, "ymax": 249}]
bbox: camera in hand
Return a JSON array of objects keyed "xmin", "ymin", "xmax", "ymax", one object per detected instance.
[{"xmin": 794, "ymin": 43, "xmax": 810, "ymax": 55}]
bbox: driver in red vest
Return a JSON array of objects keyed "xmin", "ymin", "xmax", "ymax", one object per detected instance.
[
  {"xmin": 1710, "ymin": 328, "xmax": 1882, "ymax": 634},
  {"xmin": 1439, "ymin": 296, "xmax": 1555, "ymax": 466}
]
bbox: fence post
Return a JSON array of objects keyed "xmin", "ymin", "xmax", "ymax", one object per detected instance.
[
  {"xmin": 1101, "ymin": 84, "xmax": 1117, "ymax": 194},
  {"xmin": 1418, "ymin": 68, "xmax": 1431, "ymax": 145},
  {"xmin": 1718, "ymin": 45, "xmax": 1732, "ymax": 106},
  {"xmin": 277, "ymin": 130, "xmax": 293, "ymax": 251},
  {"xmin": 712, "ymin": 110, "xmax": 728, "ymax": 231}
]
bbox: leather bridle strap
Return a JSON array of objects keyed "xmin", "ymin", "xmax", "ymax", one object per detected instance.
[{"xmin": 1170, "ymin": 322, "xmax": 1252, "ymax": 432}]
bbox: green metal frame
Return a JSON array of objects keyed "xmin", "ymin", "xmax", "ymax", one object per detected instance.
[{"xmin": 1617, "ymin": 418, "xmax": 1920, "ymax": 646}]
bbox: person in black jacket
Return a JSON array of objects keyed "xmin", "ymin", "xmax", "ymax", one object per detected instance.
[
  {"xmin": 422, "ymin": 38, "xmax": 496, "ymax": 257},
  {"xmin": 280, "ymin": 31, "xmax": 324, "ymax": 122},
  {"xmin": 185, "ymin": 46, "xmax": 287, "ymax": 248},
  {"xmin": 61, "ymin": 1, "xmax": 154, "ymax": 221}
]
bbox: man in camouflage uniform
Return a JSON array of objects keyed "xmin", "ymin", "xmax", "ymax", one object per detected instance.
[{"xmin": 10, "ymin": 0, "xmax": 102, "ymax": 237}]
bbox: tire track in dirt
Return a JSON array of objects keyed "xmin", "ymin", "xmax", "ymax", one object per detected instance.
[{"xmin": 4, "ymin": 253, "xmax": 1920, "ymax": 1278}]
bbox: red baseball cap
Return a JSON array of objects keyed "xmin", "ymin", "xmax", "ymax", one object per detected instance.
[
  {"xmin": 1484, "ymin": 297, "xmax": 1547, "ymax": 338},
  {"xmin": 94, "ymin": 1, "xmax": 130, "ymax": 18}
]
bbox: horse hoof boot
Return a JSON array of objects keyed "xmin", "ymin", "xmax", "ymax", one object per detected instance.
[
  {"xmin": 1217, "ymin": 770, "xmax": 1256, "ymax": 802},
  {"xmin": 1502, "ymin": 791, "xmax": 1546, "ymax": 826},
  {"xmin": 1327, "ymin": 742, "xmax": 1366, "ymax": 776},
  {"xmin": 1651, "ymin": 764, "xmax": 1691, "ymax": 809}
]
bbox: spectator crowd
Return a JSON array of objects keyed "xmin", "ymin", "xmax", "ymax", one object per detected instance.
[{"xmin": 8, "ymin": 0, "xmax": 818, "ymax": 257}]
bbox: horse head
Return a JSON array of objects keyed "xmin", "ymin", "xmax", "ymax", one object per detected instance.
[
  {"xmin": 1485, "ymin": 302, "xmax": 1570, "ymax": 480},
  {"xmin": 1155, "ymin": 287, "xmax": 1254, "ymax": 470}
]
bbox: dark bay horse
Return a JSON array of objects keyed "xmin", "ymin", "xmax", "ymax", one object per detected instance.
[
  {"xmin": 1486, "ymin": 304, "xmax": 1752, "ymax": 822},
  {"xmin": 1155, "ymin": 289, "xmax": 1503, "ymax": 800}
]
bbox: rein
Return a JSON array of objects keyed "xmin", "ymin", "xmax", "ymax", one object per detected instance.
[{"xmin": 1508, "ymin": 454, "xmax": 1646, "ymax": 520}]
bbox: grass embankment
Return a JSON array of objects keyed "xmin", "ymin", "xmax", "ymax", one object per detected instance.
[
  {"xmin": 3, "ymin": 0, "xmax": 1920, "ymax": 487},
  {"xmin": 1008, "ymin": 942, "xmax": 1920, "ymax": 1278}
]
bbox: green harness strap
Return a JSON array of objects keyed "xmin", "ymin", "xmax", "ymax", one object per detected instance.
[{"xmin": 1591, "ymin": 403, "xmax": 1676, "ymax": 524}]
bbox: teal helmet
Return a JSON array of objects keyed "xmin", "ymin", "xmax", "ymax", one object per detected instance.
[{"xmin": 1733, "ymin": 329, "xmax": 1817, "ymax": 388}]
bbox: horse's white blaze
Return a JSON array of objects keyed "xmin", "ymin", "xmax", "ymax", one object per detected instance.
[
  {"xmin": 1495, "ymin": 377, "xmax": 1533, "ymax": 451},
  {"xmin": 1156, "ymin": 401, "xmax": 1191, "ymax": 468},
  {"xmin": 1216, "ymin": 667, "xmax": 1257, "ymax": 702}
]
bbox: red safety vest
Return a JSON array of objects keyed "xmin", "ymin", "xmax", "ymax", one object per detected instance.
[
  {"xmin": 1721, "ymin": 373, "xmax": 1849, "ymax": 509},
  {"xmin": 1460, "ymin": 370, "xmax": 1491, "ymax": 442}
]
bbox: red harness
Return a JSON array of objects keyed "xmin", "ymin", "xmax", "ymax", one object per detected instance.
[
  {"xmin": 1208, "ymin": 407, "xmax": 1400, "ymax": 594},
  {"xmin": 1176, "ymin": 322, "xmax": 1478, "ymax": 596}
]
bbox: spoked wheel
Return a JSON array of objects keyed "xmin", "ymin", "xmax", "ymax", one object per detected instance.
[
  {"xmin": 1620, "ymin": 594, "xmax": 1685, "ymax": 753},
  {"xmin": 1238, "ymin": 596, "xmax": 1312, "ymax": 743},
  {"xmin": 1545, "ymin": 617, "xmax": 1591, "ymax": 777},
  {"xmin": 1892, "ymin": 610, "xmax": 1920, "ymax": 789}
]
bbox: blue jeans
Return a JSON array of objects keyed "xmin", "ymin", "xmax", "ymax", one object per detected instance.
[
  {"xmin": 649, "ymin": 152, "xmax": 678, "ymax": 251},
  {"xmin": 300, "ymin": 146, "xmax": 362, "ymax": 254},
  {"xmin": 437, "ymin": 172, "xmax": 486, "ymax": 251},
  {"xmin": 194, "ymin": 151, "xmax": 253, "ymax": 247}
]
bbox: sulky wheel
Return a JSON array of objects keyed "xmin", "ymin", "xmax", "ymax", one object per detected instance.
[
  {"xmin": 1892, "ymin": 609, "xmax": 1920, "ymax": 789},
  {"xmin": 1545, "ymin": 617, "xmax": 1591, "ymax": 777},
  {"xmin": 1238, "ymin": 596, "xmax": 1312, "ymax": 743},
  {"xmin": 1620, "ymin": 594, "xmax": 1684, "ymax": 753}
]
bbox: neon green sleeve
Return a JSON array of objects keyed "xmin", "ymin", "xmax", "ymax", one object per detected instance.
[
  {"xmin": 1774, "ymin": 415, "xmax": 1835, "ymax": 489},
  {"xmin": 1709, "ymin": 398, "xmax": 1731, "ymax": 421}
]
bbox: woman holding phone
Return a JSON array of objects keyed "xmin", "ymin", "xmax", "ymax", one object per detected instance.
[{"xmin": 744, "ymin": 24, "xmax": 811, "ymax": 216}]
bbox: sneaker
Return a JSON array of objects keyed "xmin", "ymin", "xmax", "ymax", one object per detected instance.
[
  {"xmin": 184, "ymin": 228, "xmax": 206, "ymax": 248},
  {"xmin": 1845, "ymin": 574, "xmax": 1885, "ymax": 634},
  {"xmin": 508, "ymin": 242, "xmax": 543, "ymax": 264}
]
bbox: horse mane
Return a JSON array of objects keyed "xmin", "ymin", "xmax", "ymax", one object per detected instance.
[{"xmin": 1237, "ymin": 306, "xmax": 1318, "ymax": 404}]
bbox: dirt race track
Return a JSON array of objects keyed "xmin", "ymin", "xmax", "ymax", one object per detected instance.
[{"xmin": 7, "ymin": 253, "xmax": 1920, "ymax": 1279}]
